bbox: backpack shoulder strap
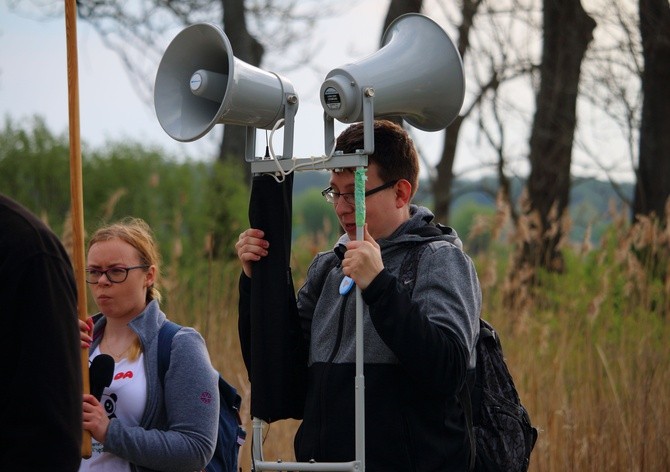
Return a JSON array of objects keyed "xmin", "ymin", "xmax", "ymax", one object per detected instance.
[
  {"xmin": 459, "ymin": 383, "xmax": 476, "ymax": 471},
  {"xmin": 398, "ymin": 223, "xmax": 454, "ymax": 292},
  {"xmin": 459, "ymin": 319, "xmax": 483, "ymax": 472},
  {"xmin": 218, "ymin": 375, "xmax": 243, "ymax": 413},
  {"xmin": 157, "ymin": 320, "xmax": 182, "ymax": 389}
]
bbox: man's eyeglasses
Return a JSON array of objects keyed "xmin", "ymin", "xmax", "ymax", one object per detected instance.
[
  {"xmin": 85, "ymin": 265, "xmax": 149, "ymax": 284},
  {"xmin": 321, "ymin": 180, "xmax": 398, "ymax": 205}
]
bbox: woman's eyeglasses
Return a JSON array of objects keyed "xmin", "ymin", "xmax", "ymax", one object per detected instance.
[{"xmin": 85, "ymin": 265, "xmax": 149, "ymax": 284}]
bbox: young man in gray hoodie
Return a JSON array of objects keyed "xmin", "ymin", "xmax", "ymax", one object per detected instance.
[{"xmin": 237, "ymin": 119, "xmax": 482, "ymax": 471}]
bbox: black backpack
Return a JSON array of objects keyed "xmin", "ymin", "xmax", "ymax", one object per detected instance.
[
  {"xmin": 399, "ymin": 225, "xmax": 538, "ymax": 472},
  {"xmin": 158, "ymin": 321, "xmax": 246, "ymax": 472}
]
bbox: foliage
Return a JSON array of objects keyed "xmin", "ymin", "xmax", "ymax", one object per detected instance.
[
  {"xmin": 206, "ymin": 160, "xmax": 250, "ymax": 259},
  {"xmin": 292, "ymin": 187, "xmax": 340, "ymax": 245},
  {"xmin": 0, "ymin": 116, "xmax": 249, "ymax": 268},
  {"xmin": 449, "ymin": 199, "xmax": 496, "ymax": 253},
  {"xmin": 469, "ymin": 203, "xmax": 669, "ymax": 471},
  {"xmin": 0, "ymin": 116, "xmax": 72, "ymax": 230}
]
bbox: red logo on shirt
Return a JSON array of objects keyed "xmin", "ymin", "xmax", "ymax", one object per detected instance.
[{"xmin": 114, "ymin": 371, "xmax": 134, "ymax": 380}]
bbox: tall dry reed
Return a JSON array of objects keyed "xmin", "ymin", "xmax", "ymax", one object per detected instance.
[
  {"xmin": 65, "ymin": 192, "xmax": 669, "ymax": 471},
  {"xmin": 473, "ymin": 195, "xmax": 670, "ymax": 471}
]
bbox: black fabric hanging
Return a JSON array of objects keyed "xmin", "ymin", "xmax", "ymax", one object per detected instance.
[{"xmin": 245, "ymin": 172, "xmax": 307, "ymax": 422}]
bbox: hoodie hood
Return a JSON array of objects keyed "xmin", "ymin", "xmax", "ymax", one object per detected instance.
[{"xmin": 334, "ymin": 204, "xmax": 463, "ymax": 250}]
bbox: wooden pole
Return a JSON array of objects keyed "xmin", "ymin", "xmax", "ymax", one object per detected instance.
[{"xmin": 63, "ymin": 0, "xmax": 92, "ymax": 458}]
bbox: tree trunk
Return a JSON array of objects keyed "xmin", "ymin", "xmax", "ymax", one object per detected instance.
[
  {"xmin": 633, "ymin": 0, "xmax": 670, "ymax": 224},
  {"xmin": 381, "ymin": 0, "xmax": 423, "ymax": 128},
  {"xmin": 383, "ymin": 0, "xmax": 423, "ymax": 32},
  {"xmin": 432, "ymin": 0, "xmax": 481, "ymax": 224},
  {"xmin": 219, "ymin": 0, "xmax": 264, "ymax": 176},
  {"xmin": 433, "ymin": 116, "xmax": 463, "ymax": 222},
  {"xmin": 521, "ymin": 0, "xmax": 596, "ymax": 272}
]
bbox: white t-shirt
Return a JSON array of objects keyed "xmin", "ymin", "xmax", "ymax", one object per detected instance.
[{"xmin": 79, "ymin": 347, "xmax": 147, "ymax": 472}]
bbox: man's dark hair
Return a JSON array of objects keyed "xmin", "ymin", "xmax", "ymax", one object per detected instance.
[{"xmin": 335, "ymin": 120, "xmax": 420, "ymax": 198}]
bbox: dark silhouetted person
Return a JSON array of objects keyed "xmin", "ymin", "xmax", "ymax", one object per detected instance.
[{"xmin": 0, "ymin": 194, "xmax": 82, "ymax": 470}]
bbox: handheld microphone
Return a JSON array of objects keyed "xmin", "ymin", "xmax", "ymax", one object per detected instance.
[{"xmin": 89, "ymin": 354, "xmax": 115, "ymax": 401}]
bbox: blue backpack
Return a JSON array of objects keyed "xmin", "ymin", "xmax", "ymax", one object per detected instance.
[{"xmin": 158, "ymin": 321, "xmax": 246, "ymax": 472}]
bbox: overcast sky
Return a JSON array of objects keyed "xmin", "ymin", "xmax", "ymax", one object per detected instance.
[
  {"xmin": 0, "ymin": 1, "xmax": 637, "ymax": 183},
  {"xmin": 0, "ymin": 1, "xmax": 204, "ymax": 154}
]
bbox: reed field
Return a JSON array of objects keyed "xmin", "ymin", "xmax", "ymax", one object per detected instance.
[
  {"xmin": 5, "ymin": 119, "xmax": 667, "ymax": 470},
  {"xmin": 156, "ymin": 203, "xmax": 669, "ymax": 472}
]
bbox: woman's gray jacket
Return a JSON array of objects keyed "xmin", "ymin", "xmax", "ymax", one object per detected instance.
[{"xmin": 89, "ymin": 299, "xmax": 219, "ymax": 472}]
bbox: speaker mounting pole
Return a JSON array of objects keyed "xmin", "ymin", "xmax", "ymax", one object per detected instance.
[
  {"xmin": 281, "ymin": 94, "xmax": 298, "ymax": 160},
  {"xmin": 362, "ymin": 87, "xmax": 375, "ymax": 155}
]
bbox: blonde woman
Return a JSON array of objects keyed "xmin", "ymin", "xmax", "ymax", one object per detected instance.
[{"xmin": 79, "ymin": 217, "xmax": 218, "ymax": 472}]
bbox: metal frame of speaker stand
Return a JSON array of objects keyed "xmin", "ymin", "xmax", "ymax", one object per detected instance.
[{"xmin": 247, "ymin": 90, "xmax": 376, "ymax": 472}]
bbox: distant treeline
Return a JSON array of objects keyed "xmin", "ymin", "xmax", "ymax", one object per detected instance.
[
  {"xmin": 295, "ymin": 169, "xmax": 634, "ymax": 246},
  {"xmin": 1, "ymin": 116, "xmax": 631, "ymax": 259}
]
